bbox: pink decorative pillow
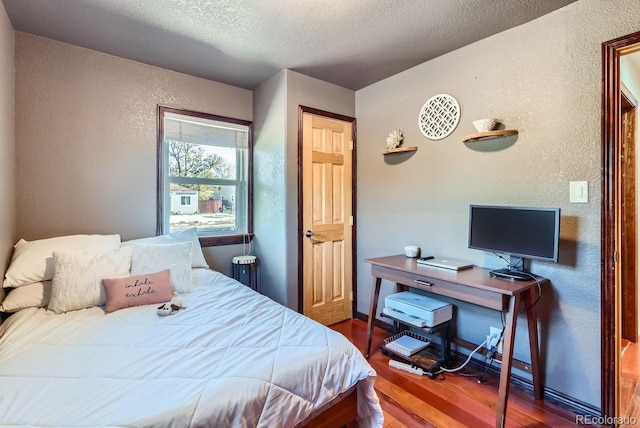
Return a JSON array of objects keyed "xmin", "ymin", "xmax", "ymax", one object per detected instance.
[{"xmin": 102, "ymin": 270, "xmax": 173, "ymax": 313}]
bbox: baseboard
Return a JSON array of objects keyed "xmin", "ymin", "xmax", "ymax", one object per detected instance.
[
  {"xmin": 354, "ymin": 311, "xmax": 601, "ymax": 418},
  {"xmin": 354, "ymin": 311, "xmax": 389, "ymax": 329}
]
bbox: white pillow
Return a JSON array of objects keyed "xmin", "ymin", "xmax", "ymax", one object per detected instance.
[
  {"xmin": 122, "ymin": 228, "xmax": 208, "ymax": 268},
  {"xmin": 3, "ymin": 234, "xmax": 122, "ymax": 288},
  {"xmin": 48, "ymin": 247, "xmax": 132, "ymax": 314},
  {"xmin": 0, "ymin": 281, "xmax": 51, "ymax": 313},
  {"xmin": 128, "ymin": 242, "xmax": 193, "ymax": 293}
]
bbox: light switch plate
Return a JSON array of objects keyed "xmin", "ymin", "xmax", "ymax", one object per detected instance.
[{"xmin": 570, "ymin": 181, "xmax": 588, "ymax": 203}]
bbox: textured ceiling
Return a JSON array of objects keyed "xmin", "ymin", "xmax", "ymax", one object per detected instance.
[{"xmin": 2, "ymin": 0, "xmax": 576, "ymax": 90}]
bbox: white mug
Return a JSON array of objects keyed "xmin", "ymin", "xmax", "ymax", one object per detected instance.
[{"xmin": 404, "ymin": 246, "xmax": 420, "ymax": 258}]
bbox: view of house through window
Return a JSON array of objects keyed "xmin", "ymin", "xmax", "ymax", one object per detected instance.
[{"xmin": 158, "ymin": 107, "xmax": 252, "ymax": 244}]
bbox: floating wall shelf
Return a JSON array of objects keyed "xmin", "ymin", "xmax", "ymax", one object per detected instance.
[
  {"xmin": 462, "ymin": 130, "xmax": 518, "ymax": 143},
  {"xmin": 382, "ymin": 146, "xmax": 418, "ymax": 155}
]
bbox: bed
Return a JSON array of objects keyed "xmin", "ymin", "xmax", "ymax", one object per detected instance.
[{"xmin": 0, "ymin": 231, "xmax": 383, "ymax": 427}]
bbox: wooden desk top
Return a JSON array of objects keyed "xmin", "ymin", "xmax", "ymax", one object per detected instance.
[
  {"xmin": 364, "ymin": 254, "xmax": 546, "ymax": 426},
  {"xmin": 365, "ymin": 255, "xmax": 548, "ymax": 297}
]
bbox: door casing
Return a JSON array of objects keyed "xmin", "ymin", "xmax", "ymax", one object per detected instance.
[{"xmin": 602, "ymin": 31, "xmax": 640, "ymax": 421}]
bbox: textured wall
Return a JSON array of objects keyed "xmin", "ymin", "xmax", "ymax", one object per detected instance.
[
  {"xmin": 253, "ymin": 70, "xmax": 288, "ymax": 305},
  {"xmin": 355, "ymin": 0, "xmax": 639, "ymax": 408},
  {"xmin": 0, "ymin": 2, "xmax": 13, "ymax": 306},
  {"xmin": 14, "ymin": 34, "xmax": 252, "ymax": 270},
  {"xmin": 253, "ymin": 70, "xmax": 354, "ymax": 308}
]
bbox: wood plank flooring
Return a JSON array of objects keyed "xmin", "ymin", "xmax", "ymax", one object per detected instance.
[
  {"xmin": 621, "ymin": 339, "xmax": 640, "ymax": 426},
  {"xmin": 330, "ymin": 319, "xmax": 588, "ymax": 427}
]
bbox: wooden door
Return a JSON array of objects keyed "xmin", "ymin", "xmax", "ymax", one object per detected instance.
[
  {"xmin": 621, "ymin": 87, "xmax": 638, "ymax": 342},
  {"xmin": 300, "ymin": 109, "xmax": 354, "ymax": 326}
]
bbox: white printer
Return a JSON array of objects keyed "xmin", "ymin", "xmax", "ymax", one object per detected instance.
[{"xmin": 383, "ymin": 291, "xmax": 452, "ymax": 328}]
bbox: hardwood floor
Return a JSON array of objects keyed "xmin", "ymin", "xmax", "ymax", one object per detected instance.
[
  {"xmin": 621, "ymin": 339, "xmax": 640, "ymax": 426},
  {"xmin": 330, "ymin": 319, "xmax": 587, "ymax": 427}
]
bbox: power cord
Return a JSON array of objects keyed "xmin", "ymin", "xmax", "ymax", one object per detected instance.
[
  {"xmin": 242, "ymin": 231, "xmax": 252, "ymax": 256},
  {"xmin": 435, "ymin": 333, "xmax": 498, "ymax": 375},
  {"xmin": 491, "ymin": 252, "xmax": 542, "ymax": 310},
  {"xmin": 493, "ymin": 252, "xmax": 516, "ymax": 269},
  {"xmin": 477, "ymin": 326, "xmax": 505, "ymax": 383},
  {"xmin": 523, "ymin": 274, "xmax": 542, "ymax": 311},
  {"xmin": 477, "ymin": 348, "xmax": 497, "ymax": 383}
]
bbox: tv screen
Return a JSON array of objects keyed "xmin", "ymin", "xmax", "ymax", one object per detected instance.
[{"xmin": 468, "ymin": 205, "xmax": 560, "ymax": 262}]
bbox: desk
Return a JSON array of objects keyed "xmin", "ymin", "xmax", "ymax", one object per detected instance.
[{"xmin": 364, "ymin": 255, "xmax": 547, "ymax": 428}]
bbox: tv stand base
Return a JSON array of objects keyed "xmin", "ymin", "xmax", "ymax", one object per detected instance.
[{"xmin": 490, "ymin": 268, "xmax": 533, "ymax": 281}]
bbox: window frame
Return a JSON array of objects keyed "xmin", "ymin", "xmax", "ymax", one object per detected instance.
[{"xmin": 157, "ymin": 105, "xmax": 254, "ymax": 246}]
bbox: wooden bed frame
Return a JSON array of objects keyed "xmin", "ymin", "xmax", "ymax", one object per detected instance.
[{"xmin": 301, "ymin": 385, "xmax": 358, "ymax": 428}]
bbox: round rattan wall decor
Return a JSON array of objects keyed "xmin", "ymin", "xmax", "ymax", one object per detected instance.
[{"xmin": 418, "ymin": 94, "xmax": 460, "ymax": 140}]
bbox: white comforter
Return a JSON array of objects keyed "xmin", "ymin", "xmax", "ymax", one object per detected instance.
[{"xmin": 0, "ymin": 269, "xmax": 383, "ymax": 427}]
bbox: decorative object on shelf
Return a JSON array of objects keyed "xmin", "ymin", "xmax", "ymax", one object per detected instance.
[
  {"xmin": 382, "ymin": 128, "xmax": 417, "ymax": 155},
  {"xmin": 385, "ymin": 129, "xmax": 403, "ymax": 150},
  {"xmin": 463, "ymin": 118, "xmax": 519, "ymax": 143},
  {"xmin": 472, "ymin": 118, "xmax": 498, "ymax": 132},
  {"xmin": 418, "ymin": 94, "xmax": 460, "ymax": 140}
]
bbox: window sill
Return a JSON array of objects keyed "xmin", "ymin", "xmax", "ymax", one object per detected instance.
[{"xmin": 199, "ymin": 233, "xmax": 254, "ymax": 247}]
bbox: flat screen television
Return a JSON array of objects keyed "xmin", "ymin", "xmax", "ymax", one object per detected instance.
[{"xmin": 468, "ymin": 205, "xmax": 560, "ymax": 280}]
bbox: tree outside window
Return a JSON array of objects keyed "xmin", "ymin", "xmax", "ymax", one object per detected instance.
[{"xmin": 158, "ymin": 106, "xmax": 253, "ymax": 246}]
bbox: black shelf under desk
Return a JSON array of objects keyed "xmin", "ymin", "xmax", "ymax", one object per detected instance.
[{"xmin": 380, "ymin": 311, "xmax": 452, "ymax": 377}]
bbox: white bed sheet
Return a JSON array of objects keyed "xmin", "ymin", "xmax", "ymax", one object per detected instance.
[{"xmin": 0, "ymin": 268, "xmax": 383, "ymax": 427}]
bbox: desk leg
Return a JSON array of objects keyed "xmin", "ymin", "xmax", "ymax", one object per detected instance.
[
  {"xmin": 365, "ymin": 276, "xmax": 382, "ymax": 359},
  {"xmin": 496, "ymin": 293, "xmax": 522, "ymax": 428},
  {"xmin": 526, "ymin": 287, "xmax": 543, "ymax": 400}
]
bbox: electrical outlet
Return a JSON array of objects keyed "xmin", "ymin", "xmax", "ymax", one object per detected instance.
[{"xmin": 486, "ymin": 326, "xmax": 503, "ymax": 354}]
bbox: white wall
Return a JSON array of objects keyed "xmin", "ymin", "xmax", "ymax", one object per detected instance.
[
  {"xmin": 14, "ymin": 33, "xmax": 252, "ymax": 272},
  {"xmin": 355, "ymin": 0, "xmax": 640, "ymax": 409},
  {"xmin": 0, "ymin": 2, "xmax": 13, "ymax": 308}
]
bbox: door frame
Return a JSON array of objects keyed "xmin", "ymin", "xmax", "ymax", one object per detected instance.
[
  {"xmin": 620, "ymin": 84, "xmax": 638, "ymax": 343},
  {"xmin": 297, "ymin": 105, "xmax": 358, "ymax": 315},
  {"xmin": 602, "ymin": 30, "xmax": 640, "ymax": 420}
]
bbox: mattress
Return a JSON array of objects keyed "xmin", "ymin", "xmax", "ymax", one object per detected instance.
[{"xmin": 0, "ymin": 268, "xmax": 382, "ymax": 427}]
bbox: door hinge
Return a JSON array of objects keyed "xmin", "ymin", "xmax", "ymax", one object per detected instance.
[
  {"xmin": 350, "ymin": 140, "xmax": 354, "ymax": 150},
  {"xmin": 350, "ymin": 291, "xmax": 353, "ymax": 301},
  {"xmin": 349, "ymin": 216, "xmax": 353, "ymax": 226},
  {"xmin": 613, "ymin": 251, "xmax": 618, "ymax": 262}
]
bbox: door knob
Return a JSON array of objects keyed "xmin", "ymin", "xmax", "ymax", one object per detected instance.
[{"xmin": 305, "ymin": 230, "xmax": 314, "ymax": 237}]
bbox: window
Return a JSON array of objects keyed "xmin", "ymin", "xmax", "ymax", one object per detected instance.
[{"xmin": 158, "ymin": 106, "xmax": 253, "ymax": 246}]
